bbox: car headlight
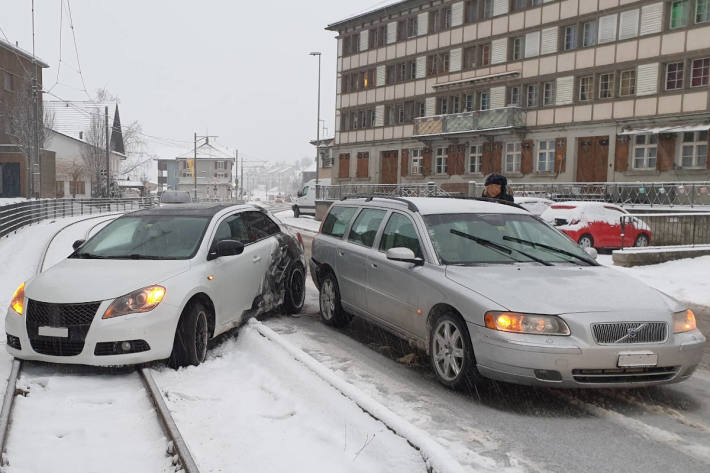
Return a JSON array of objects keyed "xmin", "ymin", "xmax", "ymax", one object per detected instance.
[
  {"xmin": 673, "ymin": 309, "xmax": 696, "ymax": 333},
  {"xmin": 102, "ymin": 286, "xmax": 166, "ymax": 319},
  {"xmin": 484, "ymin": 311, "xmax": 570, "ymax": 336},
  {"xmin": 10, "ymin": 283, "xmax": 25, "ymax": 315}
]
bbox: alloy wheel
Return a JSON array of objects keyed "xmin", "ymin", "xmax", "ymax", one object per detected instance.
[
  {"xmin": 320, "ymin": 279, "xmax": 335, "ymax": 321},
  {"xmin": 432, "ymin": 320, "xmax": 465, "ymax": 382}
]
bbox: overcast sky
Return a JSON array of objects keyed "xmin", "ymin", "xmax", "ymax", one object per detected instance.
[{"xmin": 2, "ymin": 0, "xmax": 385, "ymax": 175}]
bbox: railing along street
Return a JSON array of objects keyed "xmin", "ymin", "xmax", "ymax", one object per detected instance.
[
  {"xmin": 620, "ymin": 213, "xmax": 710, "ymax": 249},
  {"xmin": 316, "ymin": 183, "xmax": 451, "ymax": 200}
]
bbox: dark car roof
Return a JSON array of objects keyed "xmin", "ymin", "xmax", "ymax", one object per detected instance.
[{"xmin": 128, "ymin": 203, "xmax": 242, "ymax": 218}]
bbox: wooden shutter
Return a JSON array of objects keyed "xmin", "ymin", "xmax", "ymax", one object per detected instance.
[
  {"xmin": 521, "ymin": 140, "xmax": 534, "ymax": 175},
  {"xmin": 492, "ymin": 143, "xmax": 502, "ymax": 174},
  {"xmin": 482, "ymin": 142, "xmax": 493, "ymax": 176},
  {"xmin": 555, "ymin": 138, "xmax": 567, "ymax": 173},
  {"xmin": 490, "ymin": 86, "xmax": 506, "ymax": 109},
  {"xmin": 338, "ymin": 153, "xmax": 350, "ymax": 178},
  {"xmin": 447, "ymin": 145, "xmax": 457, "ymax": 176},
  {"xmin": 417, "ymin": 12, "xmax": 428, "ymax": 36},
  {"xmin": 493, "ymin": 0, "xmax": 508, "ymax": 17},
  {"xmin": 337, "ymin": 38, "xmax": 343, "ymax": 57},
  {"xmin": 540, "ymin": 27, "xmax": 558, "ymax": 55},
  {"xmin": 556, "ymin": 76, "xmax": 574, "ymax": 105},
  {"xmin": 525, "ymin": 31, "xmax": 540, "ymax": 58},
  {"xmin": 614, "ymin": 136, "xmax": 629, "ymax": 172},
  {"xmin": 422, "ymin": 147, "xmax": 432, "ymax": 177},
  {"xmin": 360, "ymin": 31, "xmax": 369, "ymax": 52},
  {"xmin": 387, "ymin": 22, "xmax": 397, "ymax": 44},
  {"xmin": 636, "ymin": 63, "xmax": 659, "ymax": 96},
  {"xmin": 598, "ymin": 14, "xmax": 618, "ymax": 44},
  {"xmin": 416, "ymin": 56, "xmax": 427, "ymax": 79},
  {"xmin": 451, "ymin": 1, "xmax": 464, "ymax": 27},
  {"xmin": 657, "ymin": 134, "xmax": 676, "ymax": 171},
  {"xmin": 401, "ymin": 149, "xmax": 409, "ymax": 177},
  {"xmin": 491, "ymin": 39, "xmax": 507, "ymax": 65},
  {"xmin": 619, "ymin": 9, "xmax": 640, "ymax": 40},
  {"xmin": 375, "ymin": 105, "xmax": 385, "ymax": 127},
  {"xmin": 425, "ymin": 97, "xmax": 436, "ymax": 116},
  {"xmin": 376, "ymin": 66, "xmax": 386, "ymax": 87},
  {"xmin": 356, "ymin": 152, "xmax": 369, "ymax": 177},
  {"xmin": 449, "ymin": 48, "xmax": 462, "ymax": 72},
  {"xmin": 640, "ymin": 2, "xmax": 663, "ymax": 36}
]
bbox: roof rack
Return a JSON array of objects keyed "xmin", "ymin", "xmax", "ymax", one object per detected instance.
[{"xmin": 340, "ymin": 194, "xmax": 419, "ymax": 212}]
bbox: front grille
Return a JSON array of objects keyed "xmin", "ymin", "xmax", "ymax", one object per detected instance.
[
  {"xmin": 592, "ymin": 322, "xmax": 667, "ymax": 344},
  {"xmin": 26, "ymin": 300, "xmax": 100, "ymax": 356},
  {"xmin": 573, "ymin": 366, "xmax": 679, "ymax": 384},
  {"xmin": 94, "ymin": 340, "xmax": 151, "ymax": 356}
]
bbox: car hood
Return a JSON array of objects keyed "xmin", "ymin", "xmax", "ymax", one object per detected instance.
[
  {"xmin": 26, "ymin": 259, "xmax": 191, "ymax": 304},
  {"xmin": 445, "ymin": 264, "xmax": 681, "ymax": 314}
]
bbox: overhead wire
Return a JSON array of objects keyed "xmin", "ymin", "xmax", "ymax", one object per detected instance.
[
  {"xmin": 47, "ymin": 0, "xmax": 64, "ymax": 94},
  {"xmin": 64, "ymin": 0, "xmax": 92, "ymax": 100}
]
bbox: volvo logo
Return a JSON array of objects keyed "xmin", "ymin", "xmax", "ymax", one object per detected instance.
[
  {"xmin": 627, "ymin": 328, "xmax": 638, "ymax": 338},
  {"xmin": 614, "ymin": 323, "xmax": 647, "ymax": 343}
]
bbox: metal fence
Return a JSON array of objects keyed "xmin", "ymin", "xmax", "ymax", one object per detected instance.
[
  {"xmin": 621, "ymin": 212, "xmax": 710, "ymax": 248},
  {"xmin": 316, "ymin": 183, "xmax": 452, "ymax": 200},
  {"xmin": 0, "ymin": 198, "xmax": 155, "ymax": 239}
]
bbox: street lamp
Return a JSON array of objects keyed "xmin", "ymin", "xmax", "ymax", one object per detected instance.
[{"xmin": 309, "ymin": 51, "xmax": 322, "ymax": 188}]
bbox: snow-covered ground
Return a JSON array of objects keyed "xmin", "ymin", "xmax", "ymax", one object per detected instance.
[{"xmin": 274, "ymin": 209, "xmax": 321, "ymax": 233}]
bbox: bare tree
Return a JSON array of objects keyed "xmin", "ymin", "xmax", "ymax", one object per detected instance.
[{"xmin": 81, "ymin": 107, "xmax": 108, "ymax": 197}]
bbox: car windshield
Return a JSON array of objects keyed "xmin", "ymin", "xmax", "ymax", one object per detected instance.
[
  {"xmin": 71, "ymin": 215, "xmax": 210, "ymax": 260},
  {"xmin": 424, "ymin": 212, "xmax": 592, "ymax": 265}
]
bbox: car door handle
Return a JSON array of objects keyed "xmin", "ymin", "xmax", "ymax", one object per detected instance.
[
  {"xmin": 252, "ymin": 256, "xmax": 262, "ymax": 263},
  {"xmin": 371, "ymin": 263, "xmax": 378, "ymax": 269},
  {"xmin": 338, "ymin": 251, "xmax": 345, "ymax": 257}
]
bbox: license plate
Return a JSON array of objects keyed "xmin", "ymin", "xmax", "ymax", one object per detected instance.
[
  {"xmin": 38, "ymin": 326, "xmax": 69, "ymax": 338},
  {"xmin": 617, "ymin": 351, "xmax": 658, "ymax": 368}
]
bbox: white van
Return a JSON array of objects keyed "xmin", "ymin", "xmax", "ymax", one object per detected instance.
[{"xmin": 292, "ymin": 178, "xmax": 330, "ymax": 218}]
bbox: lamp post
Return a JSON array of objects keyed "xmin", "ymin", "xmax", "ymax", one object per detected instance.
[{"xmin": 309, "ymin": 51, "xmax": 322, "ymax": 188}]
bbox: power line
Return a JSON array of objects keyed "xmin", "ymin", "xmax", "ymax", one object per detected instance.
[
  {"xmin": 47, "ymin": 0, "xmax": 64, "ymax": 94},
  {"xmin": 64, "ymin": 0, "xmax": 92, "ymax": 100}
]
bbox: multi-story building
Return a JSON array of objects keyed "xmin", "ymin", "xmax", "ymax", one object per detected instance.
[
  {"xmin": 174, "ymin": 139, "xmax": 235, "ymax": 200},
  {"xmin": 327, "ymin": 0, "xmax": 710, "ymax": 193}
]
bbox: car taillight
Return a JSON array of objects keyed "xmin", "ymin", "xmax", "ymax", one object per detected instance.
[{"xmin": 297, "ymin": 232, "xmax": 304, "ymax": 248}]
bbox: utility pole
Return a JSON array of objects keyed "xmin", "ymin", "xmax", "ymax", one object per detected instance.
[
  {"xmin": 240, "ymin": 153, "xmax": 244, "ymax": 199},
  {"xmin": 234, "ymin": 149, "xmax": 238, "ymax": 201},
  {"xmin": 105, "ymin": 106, "xmax": 110, "ymax": 197},
  {"xmin": 309, "ymin": 52, "xmax": 322, "ymax": 187},
  {"xmin": 31, "ymin": 0, "xmax": 40, "ymax": 198}
]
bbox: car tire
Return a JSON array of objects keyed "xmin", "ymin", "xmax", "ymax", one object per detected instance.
[
  {"xmin": 578, "ymin": 234, "xmax": 594, "ymax": 249},
  {"xmin": 169, "ymin": 301, "xmax": 209, "ymax": 368},
  {"xmin": 284, "ymin": 263, "xmax": 306, "ymax": 314},
  {"xmin": 634, "ymin": 234, "xmax": 649, "ymax": 247},
  {"xmin": 318, "ymin": 272, "xmax": 351, "ymax": 327},
  {"xmin": 293, "ymin": 205, "xmax": 300, "ymax": 218},
  {"xmin": 429, "ymin": 311, "xmax": 479, "ymax": 390}
]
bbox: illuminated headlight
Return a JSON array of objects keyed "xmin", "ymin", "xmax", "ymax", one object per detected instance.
[
  {"xmin": 484, "ymin": 311, "xmax": 570, "ymax": 336},
  {"xmin": 673, "ymin": 309, "xmax": 697, "ymax": 333},
  {"xmin": 10, "ymin": 283, "xmax": 25, "ymax": 315},
  {"xmin": 103, "ymin": 286, "xmax": 166, "ymax": 319}
]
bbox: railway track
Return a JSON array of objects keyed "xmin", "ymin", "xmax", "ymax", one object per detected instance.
[{"xmin": 0, "ymin": 213, "xmax": 201, "ymax": 472}]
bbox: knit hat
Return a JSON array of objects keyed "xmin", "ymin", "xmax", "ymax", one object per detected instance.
[{"xmin": 484, "ymin": 173, "xmax": 507, "ymax": 187}]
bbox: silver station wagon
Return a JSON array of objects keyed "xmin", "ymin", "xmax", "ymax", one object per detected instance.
[{"xmin": 309, "ymin": 197, "xmax": 705, "ymax": 389}]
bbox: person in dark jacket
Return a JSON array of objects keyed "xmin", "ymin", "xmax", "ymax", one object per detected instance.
[{"xmin": 482, "ymin": 173, "xmax": 514, "ymax": 203}]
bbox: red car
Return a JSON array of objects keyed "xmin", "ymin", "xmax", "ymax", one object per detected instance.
[{"xmin": 541, "ymin": 202, "xmax": 651, "ymax": 249}]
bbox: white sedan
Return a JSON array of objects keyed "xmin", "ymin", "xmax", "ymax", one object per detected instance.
[{"xmin": 6, "ymin": 204, "xmax": 306, "ymax": 367}]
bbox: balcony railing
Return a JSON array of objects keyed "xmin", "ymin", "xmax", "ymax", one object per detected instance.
[{"xmin": 413, "ymin": 106, "xmax": 526, "ymax": 137}]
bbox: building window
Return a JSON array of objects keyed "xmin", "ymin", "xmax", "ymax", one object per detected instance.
[
  {"xmin": 469, "ymin": 143, "xmax": 483, "ymax": 174},
  {"xmin": 70, "ymin": 181, "xmax": 86, "ymax": 195},
  {"xmin": 464, "ymin": 93, "xmax": 475, "ymax": 112},
  {"xmin": 427, "ymin": 53, "xmax": 450, "ymax": 76},
  {"xmin": 563, "ymin": 25, "xmax": 577, "ymax": 51},
  {"xmin": 56, "ymin": 181, "xmax": 65, "ymax": 197},
  {"xmin": 537, "ymin": 140, "xmax": 555, "ymax": 172},
  {"xmin": 435, "ymin": 147, "xmax": 448, "ymax": 174},
  {"xmin": 509, "ymin": 86, "xmax": 521, "ymax": 106},
  {"xmin": 411, "ymin": 148, "xmax": 423, "ymax": 175},
  {"xmin": 633, "ymin": 134, "xmax": 658, "ymax": 169},
  {"xmin": 480, "ymin": 43, "xmax": 491, "ymax": 66},
  {"xmin": 671, "ymin": 1, "xmax": 689, "ymax": 29},
  {"xmin": 429, "ymin": 6, "xmax": 452, "ymax": 34},
  {"xmin": 599, "ymin": 73, "xmax": 615, "ymax": 99},
  {"xmin": 680, "ymin": 131, "xmax": 708, "ymax": 168},
  {"xmin": 369, "ymin": 25, "xmax": 386, "ymax": 49},
  {"xmin": 216, "ymin": 161, "xmax": 226, "ymax": 170},
  {"xmin": 463, "ymin": 46, "xmax": 477, "ymax": 70},
  {"xmin": 582, "ymin": 21, "xmax": 597, "ymax": 47},
  {"xmin": 479, "ymin": 91, "xmax": 490, "ymax": 110},
  {"xmin": 398, "ymin": 16, "xmax": 418, "ymax": 41},
  {"xmin": 691, "ymin": 58, "xmax": 710, "ymax": 87},
  {"xmin": 620, "ymin": 70, "xmax": 636, "ymax": 96},
  {"xmin": 465, "ymin": 1, "xmax": 478, "ymax": 23},
  {"xmin": 505, "ymin": 143, "xmax": 521, "ymax": 173},
  {"xmin": 512, "ymin": 37, "xmax": 524, "ymax": 60},
  {"xmin": 483, "ymin": 0, "xmax": 494, "ymax": 19},
  {"xmin": 666, "ymin": 62, "xmax": 685, "ymax": 90},
  {"xmin": 579, "ymin": 76, "xmax": 593, "ymax": 101},
  {"xmin": 526, "ymin": 84, "xmax": 538, "ymax": 108},
  {"xmin": 543, "ymin": 81, "xmax": 555, "ymax": 105},
  {"xmin": 697, "ymin": 0, "xmax": 710, "ymax": 23}
]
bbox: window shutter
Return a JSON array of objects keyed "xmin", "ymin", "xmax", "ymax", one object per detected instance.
[
  {"xmin": 636, "ymin": 63, "xmax": 659, "ymax": 96},
  {"xmin": 338, "ymin": 154, "xmax": 350, "ymax": 179},
  {"xmin": 491, "ymin": 39, "xmax": 507, "ymax": 64},
  {"xmin": 614, "ymin": 136, "xmax": 629, "ymax": 172},
  {"xmin": 619, "ymin": 9, "xmax": 640, "ymax": 40},
  {"xmin": 640, "ymin": 2, "xmax": 663, "ymax": 36},
  {"xmin": 336, "ymin": 77, "xmax": 342, "ymax": 94},
  {"xmin": 416, "ymin": 56, "xmax": 427, "ymax": 79},
  {"xmin": 493, "ymin": 0, "xmax": 508, "ymax": 17},
  {"xmin": 418, "ymin": 12, "xmax": 429, "ymax": 36},
  {"xmin": 540, "ymin": 27, "xmax": 558, "ymax": 55},
  {"xmin": 376, "ymin": 66, "xmax": 386, "ymax": 87},
  {"xmin": 401, "ymin": 149, "xmax": 409, "ymax": 177},
  {"xmin": 387, "ymin": 22, "xmax": 397, "ymax": 44},
  {"xmin": 598, "ymin": 14, "xmax": 618, "ymax": 44},
  {"xmin": 375, "ymin": 105, "xmax": 385, "ymax": 127},
  {"xmin": 490, "ymin": 86, "xmax": 506, "ymax": 109},
  {"xmin": 360, "ymin": 31, "xmax": 369, "ymax": 51},
  {"xmin": 657, "ymin": 134, "xmax": 676, "ymax": 171},
  {"xmin": 555, "ymin": 76, "xmax": 574, "ymax": 105},
  {"xmin": 422, "ymin": 147, "xmax": 432, "ymax": 176},
  {"xmin": 450, "ymin": 48, "xmax": 462, "ymax": 72},
  {"xmin": 554, "ymin": 138, "xmax": 567, "ymax": 173},
  {"xmin": 425, "ymin": 97, "xmax": 436, "ymax": 116},
  {"xmin": 337, "ymin": 38, "xmax": 343, "ymax": 57},
  {"xmin": 521, "ymin": 140, "xmax": 534, "ymax": 175},
  {"xmin": 452, "ymin": 2, "xmax": 464, "ymax": 27},
  {"xmin": 525, "ymin": 31, "xmax": 540, "ymax": 58}
]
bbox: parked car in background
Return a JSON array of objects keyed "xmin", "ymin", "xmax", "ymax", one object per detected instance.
[
  {"xmin": 514, "ymin": 196, "xmax": 555, "ymax": 215},
  {"xmin": 6, "ymin": 204, "xmax": 306, "ymax": 368},
  {"xmin": 541, "ymin": 202, "xmax": 651, "ymax": 249},
  {"xmin": 309, "ymin": 197, "xmax": 702, "ymax": 389},
  {"xmin": 159, "ymin": 190, "xmax": 192, "ymax": 205}
]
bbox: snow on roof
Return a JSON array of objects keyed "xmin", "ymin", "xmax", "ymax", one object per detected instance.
[
  {"xmin": 46, "ymin": 101, "xmax": 118, "ymax": 144},
  {"xmin": 327, "ymin": 0, "xmax": 410, "ymax": 30},
  {"xmin": 176, "ymin": 141, "xmax": 234, "ymax": 160},
  {"xmin": 550, "ymin": 201, "xmax": 625, "ymax": 209},
  {"xmin": 0, "ymin": 37, "xmax": 50, "ymax": 68},
  {"xmin": 339, "ymin": 197, "xmax": 527, "ymax": 215},
  {"xmin": 117, "ymin": 180, "xmax": 144, "ymax": 187}
]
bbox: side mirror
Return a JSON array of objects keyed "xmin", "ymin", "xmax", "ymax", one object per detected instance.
[
  {"xmin": 584, "ymin": 247, "xmax": 598, "ymax": 260},
  {"xmin": 386, "ymin": 247, "xmax": 424, "ymax": 266},
  {"xmin": 72, "ymin": 240, "xmax": 85, "ymax": 251},
  {"xmin": 208, "ymin": 240, "xmax": 244, "ymax": 261}
]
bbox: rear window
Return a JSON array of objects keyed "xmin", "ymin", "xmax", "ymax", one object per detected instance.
[
  {"xmin": 541, "ymin": 206, "xmax": 581, "ymax": 226},
  {"xmin": 321, "ymin": 206, "xmax": 357, "ymax": 238}
]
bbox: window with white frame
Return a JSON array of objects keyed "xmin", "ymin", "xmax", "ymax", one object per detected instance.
[
  {"xmin": 633, "ymin": 134, "xmax": 658, "ymax": 169},
  {"xmin": 469, "ymin": 144, "xmax": 483, "ymax": 174},
  {"xmin": 216, "ymin": 161, "xmax": 226, "ymax": 170},
  {"xmin": 599, "ymin": 73, "xmax": 615, "ymax": 99},
  {"xmin": 537, "ymin": 140, "xmax": 555, "ymax": 172},
  {"xmin": 579, "ymin": 76, "xmax": 593, "ymax": 101},
  {"xmin": 435, "ymin": 147, "xmax": 448, "ymax": 174},
  {"xmin": 680, "ymin": 131, "xmax": 708, "ymax": 168},
  {"xmin": 582, "ymin": 21, "xmax": 596, "ymax": 47},
  {"xmin": 509, "ymin": 86, "xmax": 521, "ymax": 106},
  {"xmin": 691, "ymin": 58, "xmax": 710, "ymax": 87},
  {"xmin": 479, "ymin": 91, "xmax": 490, "ymax": 110},
  {"xmin": 505, "ymin": 143, "xmax": 521, "ymax": 173},
  {"xmin": 666, "ymin": 62, "xmax": 685, "ymax": 90},
  {"xmin": 411, "ymin": 148, "xmax": 423, "ymax": 174},
  {"xmin": 464, "ymin": 93, "xmax": 474, "ymax": 112},
  {"xmin": 698, "ymin": 0, "xmax": 710, "ymax": 23},
  {"xmin": 563, "ymin": 25, "xmax": 577, "ymax": 51},
  {"xmin": 543, "ymin": 81, "xmax": 555, "ymax": 106},
  {"xmin": 671, "ymin": 0, "xmax": 690, "ymax": 29},
  {"xmin": 526, "ymin": 84, "xmax": 538, "ymax": 108},
  {"xmin": 620, "ymin": 70, "xmax": 636, "ymax": 96},
  {"xmin": 512, "ymin": 37, "xmax": 524, "ymax": 60}
]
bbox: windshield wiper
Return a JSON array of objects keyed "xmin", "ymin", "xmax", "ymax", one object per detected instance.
[
  {"xmin": 103, "ymin": 254, "xmax": 160, "ymax": 260},
  {"xmin": 450, "ymin": 229, "xmax": 553, "ymax": 266},
  {"xmin": 502, "ymin": 235, "xmax": 598, "ymax": 266},
  {"xmin": 71, "ymin": 252, "xmax": 108, "ymax": 259}
]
